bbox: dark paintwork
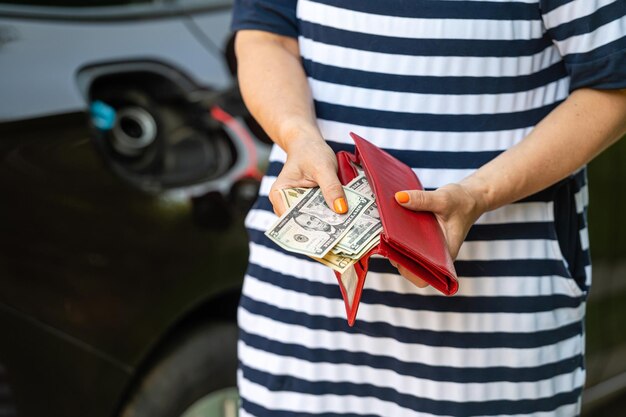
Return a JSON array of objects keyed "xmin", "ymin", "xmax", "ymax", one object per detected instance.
[{"xmin": 0, "ymin": 112, "xmax": 249, "ymax": 416}]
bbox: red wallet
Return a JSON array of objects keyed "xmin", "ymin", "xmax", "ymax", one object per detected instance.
[{"xmin": 335, "ymin": 133, "xmax": 458, "ymax": 326}]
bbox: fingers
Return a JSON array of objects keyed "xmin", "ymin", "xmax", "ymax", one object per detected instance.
[
  {"xmin": 316, "ymin": 169, "xmax": 348, "ymax": 214},
  {"xmin": 268, "ymin": 171, "xmax": 347, "ymax": 216},
  {"xmin": 267, "ymin": 141, "xmax": 347, "ymax": 215},
  {"xmin": 269, "ymin": 170, "xmax": 302, "ymax": 217},
  {"xmin": 389, "ymin": 259, "xmax": 429, "ymax": 288},
  {"xmin": 396, "ymin": 264, "xmax": 430, "ymax": 288},
  {"xmin": 394, "ymin": 189, "xmax": 445, "ymax": 213},
  {"xmin": 268, "ymin": 188, "xmax": 287, "ymax": 216}
]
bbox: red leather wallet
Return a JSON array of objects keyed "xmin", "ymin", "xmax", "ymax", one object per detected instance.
[{"xmin": 335, "ymin": 133, "xmax": 458, "ymax": 326}]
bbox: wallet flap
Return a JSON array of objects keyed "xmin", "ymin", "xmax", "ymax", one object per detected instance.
[
  {"xmin": 378, "ymin": 237, "xmax": 458, "ymax": 295},
  {"xmin": 335, "ymin": 150, "xmax": 373, "ymax": 325},
  {"xmin": 350, "ymin": 132, "xmax": 458, "ymax": 293},
  {"xmin": 335, "ymin": 251, "xmax": 376, "ymax": 326},
  {"xmin": 336, "ymin": 150, "xmax": 360, "ymax": 185}
]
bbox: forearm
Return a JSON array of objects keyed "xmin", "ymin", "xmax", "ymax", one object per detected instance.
[
  {"xmin": 235, "ymin": 30, "xmax": 322, "ymax": 152},
  {"xmin": 235, "ymin": 30, "xmax": 347, "ymax": 213},
  {"xmin": 462, "ymin": 88, "xmax": 626, "ymax": 212}
]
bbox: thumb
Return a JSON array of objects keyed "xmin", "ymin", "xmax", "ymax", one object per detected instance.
[
  {"xmin": 316, "ymin": 170, "xmax": 348, "ymax": 214},
  {"xmin": 394, "ymin": 190, "xmax": 442, "ymax": 213}
]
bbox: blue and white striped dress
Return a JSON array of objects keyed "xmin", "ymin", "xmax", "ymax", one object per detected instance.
[{"xmin": 231, "ymin": 1, "xmax": 626, "ymax": 415}]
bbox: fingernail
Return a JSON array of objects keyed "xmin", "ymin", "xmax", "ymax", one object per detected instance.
[
  {"xmin": 333, "ymin": 197, "xmax": 348, "ymax": 214},
  {"xmin": 395, "ymin": 191, "xmax": 410, "ymax": 204}
]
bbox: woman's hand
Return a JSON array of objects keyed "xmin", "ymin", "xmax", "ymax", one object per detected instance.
[
  {"xmin": 392, "ymin": 182, "xmax": 488, "ymax": 286},
  {"xmin": 269, "ymin": 135, "xmax": 347, "ymax": 217}
]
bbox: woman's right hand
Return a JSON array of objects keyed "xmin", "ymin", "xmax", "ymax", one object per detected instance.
[{"xmin": 269, "ymin": 134, "xmax": 347, "ymax": 217}]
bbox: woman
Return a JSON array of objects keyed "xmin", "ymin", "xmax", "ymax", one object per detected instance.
[{"xmin": 232, "ymin": 0, "xmax": 626, "ymax": 415}]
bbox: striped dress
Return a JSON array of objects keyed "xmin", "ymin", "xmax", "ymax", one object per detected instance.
[{"xmin": 231, "ymin": 1, "xmax": 626, "ymax": 416}]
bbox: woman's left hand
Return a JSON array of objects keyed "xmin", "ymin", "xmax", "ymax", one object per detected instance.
[{"xmin": 392, "ymin": 182, "xmax": 488, "ymax": 287}]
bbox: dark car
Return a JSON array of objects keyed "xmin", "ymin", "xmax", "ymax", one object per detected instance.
[
  {"xmin": 0, "ymin": 1, "xmax": 270, "ymax": 416},
  {"xmin": 1, "ymin": 1, "xmax": 625, "ymax": 417}
]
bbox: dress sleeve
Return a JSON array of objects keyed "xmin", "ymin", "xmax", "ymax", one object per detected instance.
[
  {"xmin": 540, "ymin": 0, "xmax": 626, "ymax": 91},
  {"xmin": 231, "ymin": 0, "xmax": 298, "ymax": 38}
]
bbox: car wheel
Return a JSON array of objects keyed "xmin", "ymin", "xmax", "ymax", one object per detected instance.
[{"xmin": 119, "ymin": 322, "xmax": 239, "ymax": 417}]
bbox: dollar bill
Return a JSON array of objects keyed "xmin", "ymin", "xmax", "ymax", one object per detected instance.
[
  {"xmin": 353, "ymin": 234, "xmax": 381, "ymax": 259},
  {"xmin": 314, "ymin": 251, "xmax": 358, "ymax": 274},
  {"xmin": 333, "ymin": 214, "xmax": 380, "ymax": 255},
  {"xmin": 347, "ymin": 174, "xmax": 374, "ymax": 199},
  {"xmin": 280, "ymin": 187, "xmax": 309, "ymax": 208},
  {"xmin": 320, "ymin": 234, "xmax": 379, "ymax": 273},
  {"xmin": 321, "ymin": 229, "xmax": 380, "ymax": 273},
  {"xmin": 269, "ymin": 175, "xmax": 384, "ymax": 271},
  {"xmin": 337, "ymin": 223, "xmax": 383, "ymax": 255},
  {"xmin": 278, "ymin": 187, "xmax": 359, "ymax": 273},
  {"xmin": 333, "ymin": 175, "xmax": 382, "ymax": 254},
  {"xmin": 265, "ymin": 186, "xmax": 373, "ymax": 258},
  {"xmin": 349, "ymin": 160, "xmax": 365, "ymax": 177}
]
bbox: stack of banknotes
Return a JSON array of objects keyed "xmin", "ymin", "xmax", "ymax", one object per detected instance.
[{"xmin": 264, "ymin": 173, "xmax": 382, "ymax": 273}]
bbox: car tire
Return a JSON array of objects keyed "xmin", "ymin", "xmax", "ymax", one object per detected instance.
[{"xmin": 119, "ymin": 322, "xmax": 238, "ymax": 417}]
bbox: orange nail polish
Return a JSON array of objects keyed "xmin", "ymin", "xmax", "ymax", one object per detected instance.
[
  {"xmin": 333, "ymin": 197, "xmax": 348, "ymax": 214},
  {"xmin": 395, "ymin": 191, "xmax": 410, "ymax": 204}
]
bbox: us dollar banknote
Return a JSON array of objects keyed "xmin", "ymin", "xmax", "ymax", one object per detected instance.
[
  {"xmin": 314, "ymin": 251, "xmax": 359, "ymax": 274},
  {"xmin": 347, "ymin": 174, "xmax": 374, "ymax": 199},
  {"xmin": 280, "ymin": 187, "xmax": 309, "ymax": 208},
  {"xmin": 265, "ymin": 186, "xmax": 374, "ymax": 258},
  {"xmin": 279, "ymin": 186, "xmax": 361, "ymax": 272},
  {"xmin": 333, "ymin": 174, "xmax": 382, "ymax": 255}
]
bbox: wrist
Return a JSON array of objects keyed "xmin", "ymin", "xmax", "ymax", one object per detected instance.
[
  {"xmin": 458, "ymin": 175, "xmax": 494, "ymax": 215},
  {"xmin": 277, "ymin": 118, "xmax": 325, "ymax": 153}
]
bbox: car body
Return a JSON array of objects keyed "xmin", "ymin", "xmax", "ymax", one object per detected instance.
[
  {"xmin": 0, "ymin": 1, "xmax": 625, "ymax": 416},
  {"xmin": 0, "ymin": 1, "xmax": 270, "ymax": 416}
]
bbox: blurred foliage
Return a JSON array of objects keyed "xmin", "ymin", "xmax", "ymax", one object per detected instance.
[
  {"xmin": 586, "ymin": 288, "xmax": 626, "ymax": 353},
  {"xmin": 584, "ymin": 134, "xmax": 626, "ymax": 412},
  {"xmin": 587, "ymin": 135, "xmax": 626, "ymax": 262}
]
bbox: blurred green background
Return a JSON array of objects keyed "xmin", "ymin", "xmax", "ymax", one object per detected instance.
[{"xmin": 583, "ymin": 135, "xmax": 626, "ymax": 416}]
